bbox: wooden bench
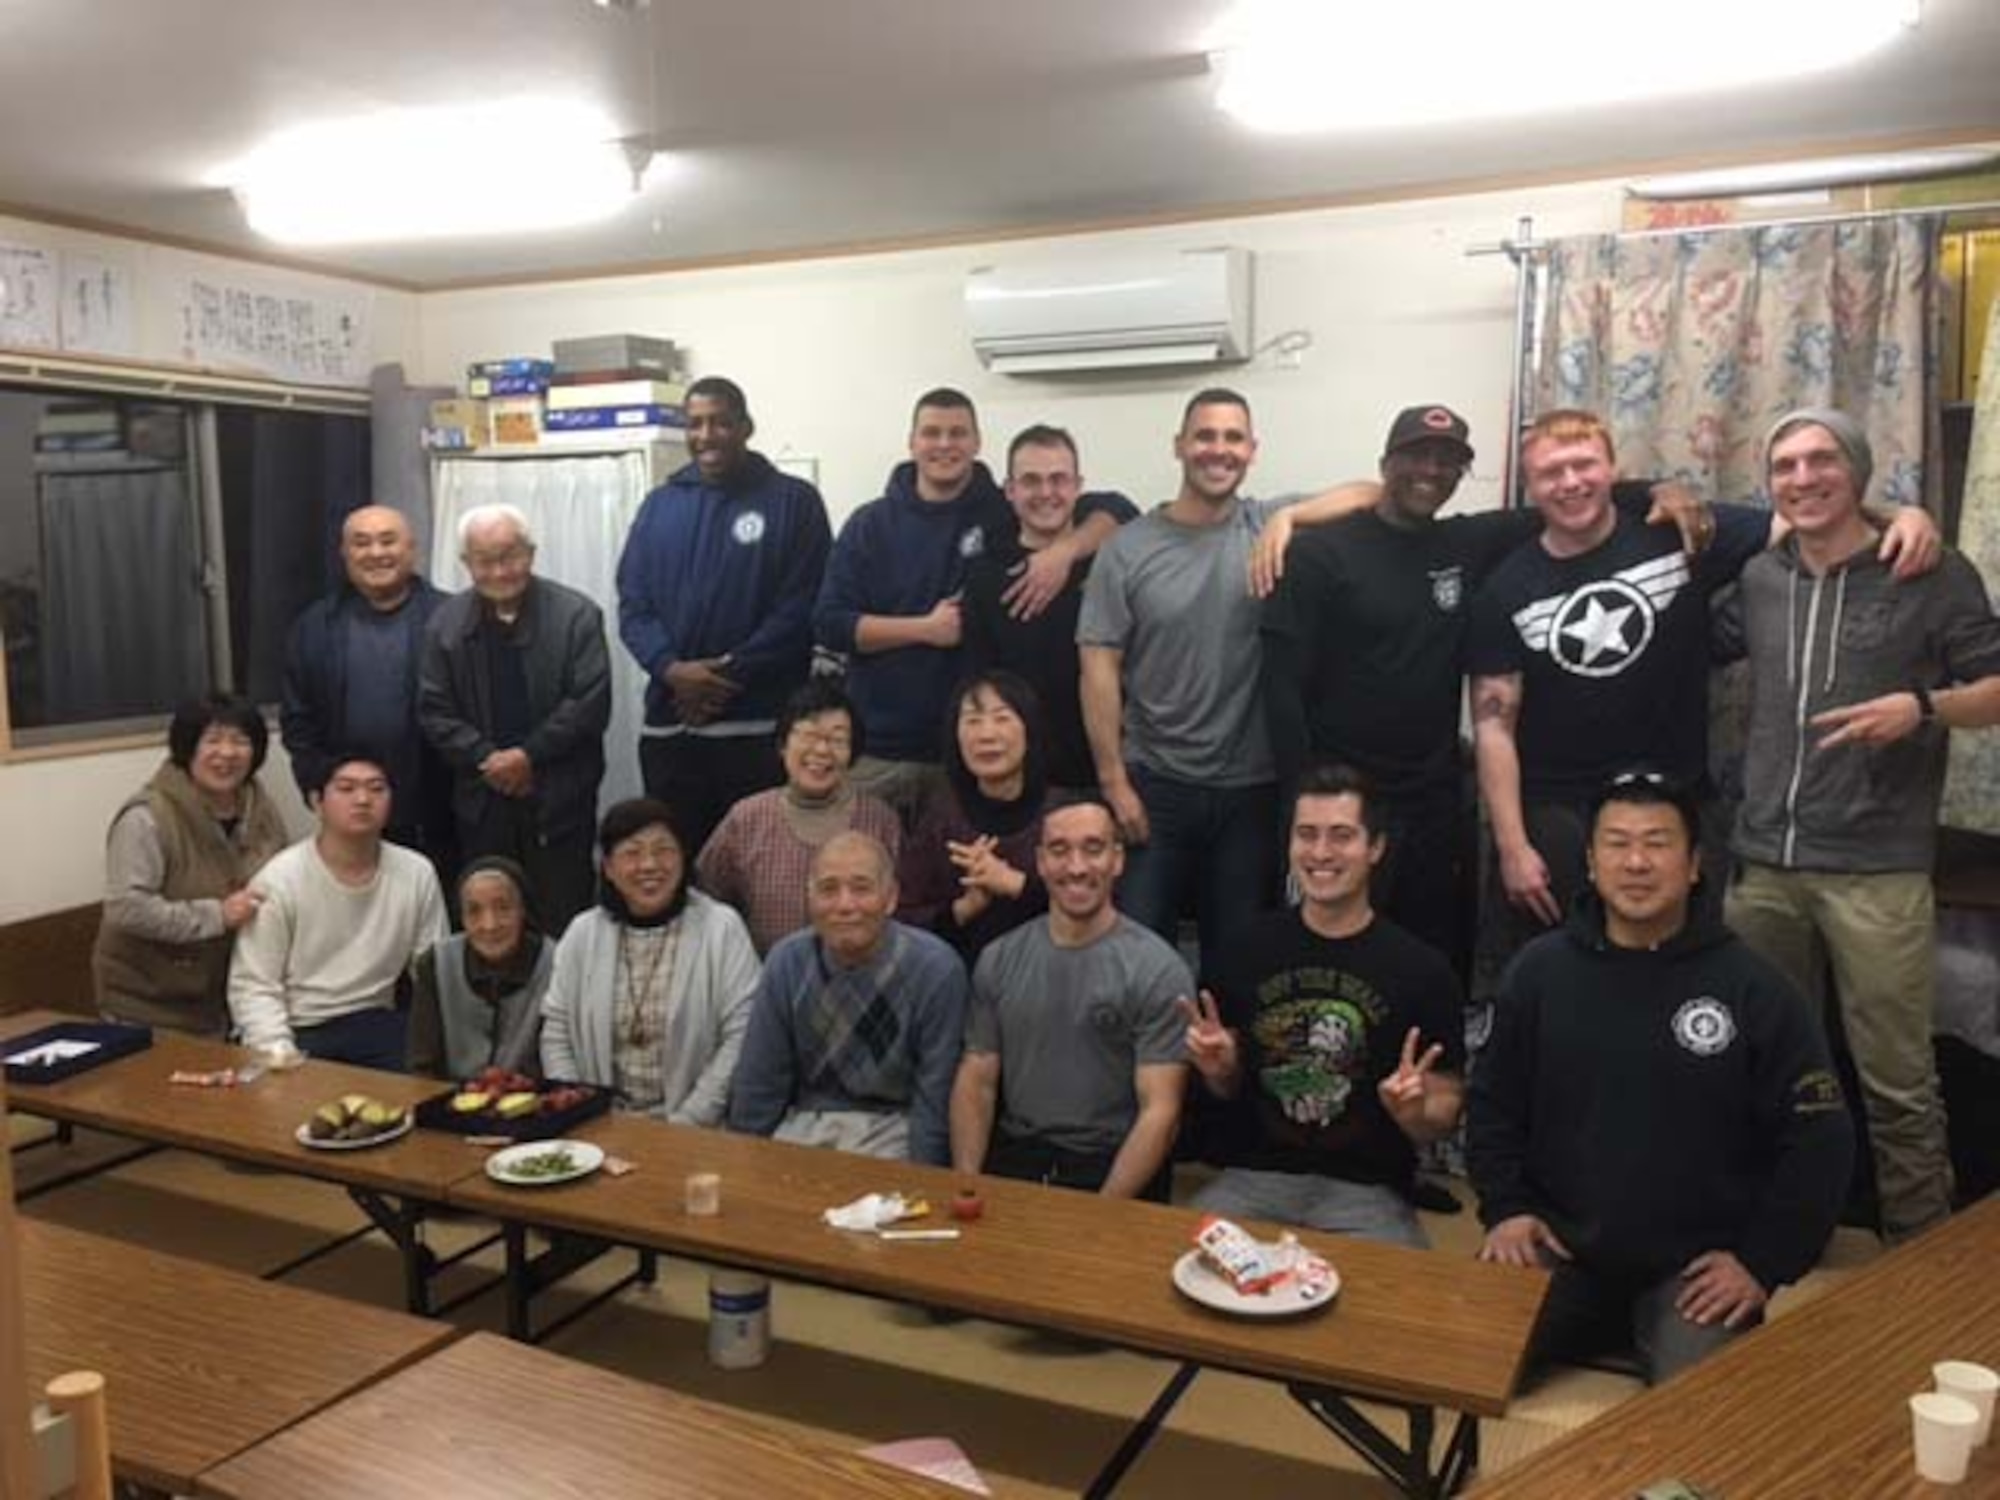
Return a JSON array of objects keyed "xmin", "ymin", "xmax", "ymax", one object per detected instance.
[{"xmin": 0, "ymin": 903, "xmax": 98, "ymax": 1019}]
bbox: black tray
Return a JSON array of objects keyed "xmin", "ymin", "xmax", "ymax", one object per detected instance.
[
  {"xmin": 4, "ymin": 1021, "xmax": 154, "ymax": 1084},
  {"xmin": 413, "ymin": 1079, "xmax": 612, "ymax": 1142}
]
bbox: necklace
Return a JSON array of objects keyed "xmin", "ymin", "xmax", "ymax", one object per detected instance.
[{"xmin": 618, "ymin": 921, "xmax": 681, "ymax": 1049}]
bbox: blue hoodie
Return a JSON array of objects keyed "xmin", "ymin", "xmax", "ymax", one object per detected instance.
[
  {"xmin": 813, "ymin": 460, "xmax": 1012, "ymax": 760},
  {"xmin": 617, "ymin": 450, "xmax": 832, "ymax": 730}
]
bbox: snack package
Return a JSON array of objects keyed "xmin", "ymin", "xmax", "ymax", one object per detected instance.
[{"xmin": 1193, "ymin": 1215, "xmax": 1284, "ymax": 1295}]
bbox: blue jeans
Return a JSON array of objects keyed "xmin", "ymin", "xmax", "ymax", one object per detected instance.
[
  {"xmin": 1192, "ymin": 1168, "xmax": 1428, "ymax": 1249},
  {"xmin": 1116, "ymin": 766, "xmax": 1278, "ymax": 981},
  {"xmin": 295, "ymin": 1007, "xmax": 409, "ymax": 1072}
]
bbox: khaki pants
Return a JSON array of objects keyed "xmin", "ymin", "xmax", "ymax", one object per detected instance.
[{"xmin": 1726, "ymin": 863, "xmax": 1951, "ymax": 1240}]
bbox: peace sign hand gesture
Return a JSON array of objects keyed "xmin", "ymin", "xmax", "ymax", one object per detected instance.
[
  {"xmin": 1175, "ymin": 990, "xmax": 1240, "ymax": 1095},
  {"xmin": 1376, "ymin": 1026, "xmax": 1446, "ymax": 1135}
]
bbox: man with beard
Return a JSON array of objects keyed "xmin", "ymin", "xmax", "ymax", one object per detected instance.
[
  {"xmin": 950, "ymin": 797, "xmax": 1189, "ymax": 1199},
  {"xmin": 1079, "ymin": 389, "xmax": 1291, "ymax": 976}
]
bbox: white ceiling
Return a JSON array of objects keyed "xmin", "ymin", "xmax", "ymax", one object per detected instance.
[{"xmin": 3, "ymin": 0, "xmax": 1998, "ymax": 289}]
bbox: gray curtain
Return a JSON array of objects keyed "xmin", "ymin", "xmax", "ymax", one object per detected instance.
[{"xmin": 39, "ymin": 468, "xmax": 207, "ymax": 722}]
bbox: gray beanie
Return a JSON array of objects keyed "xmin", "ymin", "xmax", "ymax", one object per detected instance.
[{"xmin": 1763, "ymin": 407, "xmax": 1873, "ymax": 500}]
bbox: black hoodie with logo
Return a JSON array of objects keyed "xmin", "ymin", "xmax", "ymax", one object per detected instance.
[{"xmin": 1467, "ymin": 896, "xmax": 1854, "ymax": 1291}]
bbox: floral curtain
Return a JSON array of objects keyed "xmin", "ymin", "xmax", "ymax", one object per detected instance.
[
  {"xmin": 1533, "ymin": 215, "xmax": 1940, "ymax": 509},
  {"xmin": 1530, "ymin": 215, "xmax": 1946, "ymax": 807},
  {"xmin": 1943, "ymin": 291, "xmax": 2000, "ymax": 833}
]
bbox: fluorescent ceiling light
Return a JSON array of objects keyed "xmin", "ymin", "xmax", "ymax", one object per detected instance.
[
  {"xmin": 1211, "ymin": 0, "xmax": 1921, "ymax": 134},
  {"xmin": 214, "ymin": 100, "xmax": 650, "ymax": 246}
]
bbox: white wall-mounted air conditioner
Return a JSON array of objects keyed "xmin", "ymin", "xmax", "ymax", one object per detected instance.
[{"xmin": 965, "ymin": 248, "xmax": 1253, "ymax": 375}]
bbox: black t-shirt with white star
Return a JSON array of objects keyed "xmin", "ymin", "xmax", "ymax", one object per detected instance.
[{"xmin": 1465, "ymin": 504, "xmax": 1768, "ymax": 802}]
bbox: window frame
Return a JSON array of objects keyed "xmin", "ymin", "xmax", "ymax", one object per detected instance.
[{"xmin": 0, "ymin": 350, "xmax": 370, "ymax": 761}]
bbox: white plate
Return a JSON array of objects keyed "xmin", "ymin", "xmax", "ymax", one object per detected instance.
[
  {"xmin": 485, "ymin": 1138, "xmax": 605, "ymax": 1187},
  {"xmin": 1171, "ymin": 1247, "xmax": 1339, "ymax": 1318},
  {"xmin": 293, "ymin": 1113, "xmax": 414, "ymax": 1152}
]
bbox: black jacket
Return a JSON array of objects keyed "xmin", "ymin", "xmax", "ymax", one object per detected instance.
[
  {"xmin": 280, "ymin": 578, "xmax": 451, "ymax": 840},
  {"xmin": 1467, "ymin": 895, "xmax": 1853, "ymax": 1290},
  {"xmin": 417, "ymin": 577, "xmax": 611, "ymax": 844}
]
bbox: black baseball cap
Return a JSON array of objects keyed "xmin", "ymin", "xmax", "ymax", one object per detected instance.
[{"xmin": 1383, "ymin": 405, "xmax": 1474, "ymax": 463}]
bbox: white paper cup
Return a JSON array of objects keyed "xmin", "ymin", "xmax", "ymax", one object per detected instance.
[
  {"xmin": 1934, "ymin": 1361, "xmax": 2000, "ymax": 1446},
  {"xmin": 1911, "ymin": 1391, "xmax": 1981, "ymax": 1483}
]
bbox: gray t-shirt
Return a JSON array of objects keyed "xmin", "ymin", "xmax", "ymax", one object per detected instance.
[
  {"xmin": 1077, "ymin": 495, "xmax": 1288, "ymax": 786},
  {"xmin": 967, "ymin": 914, "xmax": 1190, "ymax": 1156}
]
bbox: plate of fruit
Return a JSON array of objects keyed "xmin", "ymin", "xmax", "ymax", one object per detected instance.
[
  {"xmin": 296, "ymin": 1093, "xmax": 414, "ymax": 1150},
  {"xmin": 415, "ymin": 1068, "xmax": 608, "ymax": 1140}
]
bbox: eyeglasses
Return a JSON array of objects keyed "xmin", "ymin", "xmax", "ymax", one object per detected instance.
[
  {"xmin": 789, "ymin": 726, "xmax": 853, "ymax": 753},
  {"xmin": 464, "ymin": 544, "xmax": 532, "ymax": 571},
  {"xmin": 609, "ymin": 838, "xmax": 681, "ymax": 866}
]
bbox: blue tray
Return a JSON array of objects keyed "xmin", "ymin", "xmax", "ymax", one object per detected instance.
[{"xmin": 4, "ymin": 1021, "xmax": 153, "ymax": 1084}]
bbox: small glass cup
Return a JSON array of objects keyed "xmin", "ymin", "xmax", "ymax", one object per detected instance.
[{"xmin": 685, "ymin": 1171, "xmax": 721, "ymax": 1216}]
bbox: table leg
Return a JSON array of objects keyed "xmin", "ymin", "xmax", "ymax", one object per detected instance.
[
  {"xmin": 1288, "ymin": 1384, "xmax": 1479, "ymax": 1499},
  {"xmin": 505, "ymin": 1221, "xmax": 533, "ymax": 1341},
  {"xmin": 346, "ymin": 1188, "xmax": 437, "ymax": 1316},
  {"xmin": 1081, "ymin": 1362, "xmax": 1200, "ymax": 1499},
  {"xmin": 505, "ymin": 1232, "xmax": 651, "ymax": 1344}
]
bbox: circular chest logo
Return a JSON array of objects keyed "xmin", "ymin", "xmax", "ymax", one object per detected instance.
[
  {"xmin": 731, "ymin": 511, "xmax": 766, "ymax": 545},
  {"xmin": 958, "ymin": 526, "xmax": 986, "ymax": 560},
  {"xmin": 1547, "ymin": 578, "xmax": 1656, "ymax": 678},
  {"xmin": 1672, "ymin": 997, "xmax": 1736, "ymax": 1057}
]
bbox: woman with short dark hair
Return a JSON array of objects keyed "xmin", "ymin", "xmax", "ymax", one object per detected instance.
[
  {"xmin": 539, "ymin": 799, "xmax": 760, "ymax": 1124},
  {"xmin": 697, "ymin": 679, "xmax": 901, "ymax": 953},
  {"xmin": 92, "ymin": 695, "xmax": 289, "ymax": 1034}
]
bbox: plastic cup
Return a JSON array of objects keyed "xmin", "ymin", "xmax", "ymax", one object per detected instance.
[
  {"xmin": 1911, "ymin": 1391, "xmax": 1980, "ymax": 1484},
  {"xmin": 685, "ymin": 1171, "xmax": 721, "ymax": 1216},
  {"xmin": 1934, "ymin": 1361, "xmax": 2000, "ymax": 1447}
]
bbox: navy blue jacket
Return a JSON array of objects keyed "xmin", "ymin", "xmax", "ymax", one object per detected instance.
[
  {"xmin": 617, "ymin": 451, "xmax": 832, "ymax": 730},
  {"xmin": 815, "ymin": 462, "xmax": 1127, "ymax": 761},
  {"xmin": 280, "ymin": 578, "xmax": 451, "ymax": 841}
]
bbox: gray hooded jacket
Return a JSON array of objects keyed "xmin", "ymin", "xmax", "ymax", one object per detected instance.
[{"xmin": 1717, "ymin": 538, "xmax": 2000, "ymax": 872}]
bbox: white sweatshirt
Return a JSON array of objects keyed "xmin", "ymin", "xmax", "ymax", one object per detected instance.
[{"xmin": 227, "ymin": 837, "xmax": 447, "ymax": 1051}]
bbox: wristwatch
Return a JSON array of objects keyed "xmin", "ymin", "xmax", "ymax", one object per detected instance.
[{"xmin": 1912, "ymin": 683, "xmax": 1937, "ymax": 723}]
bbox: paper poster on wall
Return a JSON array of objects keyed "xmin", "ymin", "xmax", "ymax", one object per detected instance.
[
  {"xmin": 58, "ymin": 252, "xmax": 137, "ymax": 357},
  {"xmin": 172, "ymin": 270, "xmax": 370, "ymax": 386},
  {"xmin": 0, "ymin": 242, "xmax": 59, "ymax": 349}
]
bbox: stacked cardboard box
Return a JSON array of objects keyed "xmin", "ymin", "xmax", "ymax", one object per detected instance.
[
  {"xmin": 423, "ymin": 341, "xmax": 690, "ymax": 450},
  {"xmin": 542, "ymin": 335, "xmax": 687, "ymax": 444}
]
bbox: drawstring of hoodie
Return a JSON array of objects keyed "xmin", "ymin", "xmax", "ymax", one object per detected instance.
[
  {"xmin": 1785, "ymin": 570, "xmax": 1799, "ymax": 689},
  {"xmin": 1823, "ymin": 568, "xmax": 1848, "ymax": 691}
]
